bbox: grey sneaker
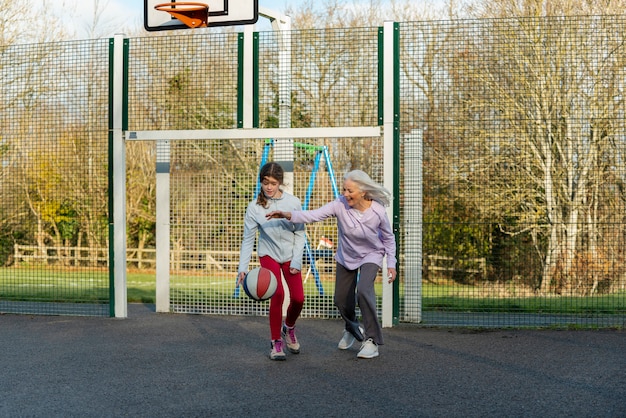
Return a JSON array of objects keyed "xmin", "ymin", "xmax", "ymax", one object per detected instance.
[
  {"xmin": 270, "ymin": 339, "xmax": 286, "ymax": 361},
  {"xmin": 281, "ymin": 324, "xmax": 300, "ymax": 354},
  {"xmin": 338, "ymin": 330, "xmax": 355, "ymax": 350},
  {"xmin": 338, "ymin": 326, "xmax": 363, "ymax": 350},
  {"xmin": 357, "ymin": 338, "xmax": 379, "ymax": 359}
]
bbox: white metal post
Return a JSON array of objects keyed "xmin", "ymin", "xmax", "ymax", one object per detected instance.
[
  {"xmin": 382, "ymin": 21, "xmax": 396, "ymax": 327},
  {"xmin": 259, "ymin": 8, "xmax": 293, "ymax": 193},
  {"xmin": 155, "ymin": 140, "xmax": 171, "ymax": 313},
  {"xmin": 405, "ymin": 130, "xmax": 423, "ymax": 323},
  {"xmin": 112, "ymin": 34, "xmax": 127, "ymax": 318}
]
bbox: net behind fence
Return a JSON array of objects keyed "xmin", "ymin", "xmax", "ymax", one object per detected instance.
[{"xmin": 166, "ymin": 137, "xmax": 385, "ymax": 318}]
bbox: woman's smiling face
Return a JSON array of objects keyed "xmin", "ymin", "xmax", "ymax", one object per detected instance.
[{"xmin": 342, "ymin": 179, "xmax": 365, "ymax": 208}]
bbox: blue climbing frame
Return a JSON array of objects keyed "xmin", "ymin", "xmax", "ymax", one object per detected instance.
[{"xmin": 258, "ymin": 139, "xmax": 340, "ymax": 296}]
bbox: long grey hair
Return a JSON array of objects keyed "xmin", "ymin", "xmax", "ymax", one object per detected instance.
[{"xmin": 344, "ymin": 170, "xmax": 392, "ymax": 207}]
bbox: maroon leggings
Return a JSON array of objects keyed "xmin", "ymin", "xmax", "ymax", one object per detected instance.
[{"xmin": 260, "ymin": 255, "xmax": 305, "ymax": 341}]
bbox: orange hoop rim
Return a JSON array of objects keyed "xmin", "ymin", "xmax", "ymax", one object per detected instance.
[
  {"xmin": 154, "ymin": 2, "xmax": 208, "ymax": 12},
  {"xmin": 154, "ymin": 2, "xmax": 209, "ymax": 29}
]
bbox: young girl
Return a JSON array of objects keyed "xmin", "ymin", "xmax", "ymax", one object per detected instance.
[
  {"xmin": 266, "ymin": 170, "xmax": 397, "ymax": 359},
  {"xmin": 237, "ymin": 162, "xmax": 306, "ymax": 361}
]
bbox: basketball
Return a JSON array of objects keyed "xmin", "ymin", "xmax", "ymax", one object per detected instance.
[{"xmin": 243, "ymin": 267, "xmax": 278, "ymax": 301}]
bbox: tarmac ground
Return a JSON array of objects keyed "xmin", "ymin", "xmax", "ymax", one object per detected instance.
[{"xmin": 1, "ymin": 303, "xmax": 625, "ymax": 417}]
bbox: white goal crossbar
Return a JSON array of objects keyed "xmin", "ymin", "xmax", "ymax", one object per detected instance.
[{"xmin": 125, "ymin": 126, "xmax": 382, "ymax": 140}]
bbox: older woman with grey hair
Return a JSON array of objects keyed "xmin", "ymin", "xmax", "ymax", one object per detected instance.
[{"xmin": 267, "ymin": 170, "xmax": 397, "ymax": 359}]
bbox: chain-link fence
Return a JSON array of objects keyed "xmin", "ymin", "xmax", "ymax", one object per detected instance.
[
  {"xmin": 1, "ymin": 16, "xmax": 625, "ymax": 326},
  {"xmin": 399, "ymin": 17, "xmax": 626, "ymax": 326},
  {"xmin": 0, "ymin": 39, "xmax": 110, "ymax": 316}
]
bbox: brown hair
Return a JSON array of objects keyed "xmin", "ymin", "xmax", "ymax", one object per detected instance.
[{"xmin": 257, "ymin": 162, "xmax": 284, "ymax": 208}]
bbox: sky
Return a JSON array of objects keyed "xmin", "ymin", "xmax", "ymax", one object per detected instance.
[
  {"xmin": 62, "ymin": 0, "xmax": 320, "ymax": 40},
  {"xmin": 55, "ymin": 0, "xmax": 451, "ymax": 40}
]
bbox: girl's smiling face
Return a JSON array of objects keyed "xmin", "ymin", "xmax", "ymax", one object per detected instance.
[{"xmin": 261, "ymin": 176, "xmax": 281, "ymax": 199}]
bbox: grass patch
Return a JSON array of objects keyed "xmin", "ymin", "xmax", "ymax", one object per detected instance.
[
  {"xmin": 421, "ymin": 283, "xmax": 626, "ymax": 314},
  {"xmin": 1, "ymin": 267, "xmax": 625, "ymax": 315}
]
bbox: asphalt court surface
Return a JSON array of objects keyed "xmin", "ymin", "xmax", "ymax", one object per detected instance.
[{"xmin": 1, "ymin": 303, "xmax": 625, "ymax": 417}]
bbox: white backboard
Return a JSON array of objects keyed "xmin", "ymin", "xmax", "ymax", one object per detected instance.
[{"xmin": 144, "ymin": 0, "xmax": 259, "ymax": 31}]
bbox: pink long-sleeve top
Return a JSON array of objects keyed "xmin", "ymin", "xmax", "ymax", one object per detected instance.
[{"xmin": 290, "ymin": 196, "xmax": 397, "ymax": 271}]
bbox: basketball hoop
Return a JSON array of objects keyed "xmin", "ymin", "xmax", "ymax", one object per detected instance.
[{"xmin": 154, "ymin": 2, "xmax": 209, "ymax": 28}]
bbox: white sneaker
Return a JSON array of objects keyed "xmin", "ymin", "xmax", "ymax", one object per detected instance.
[
  {"xmin": 281, "ymin": 324, "xmax": 300, "ymax": 354},
  {"xmin": 338, "ymin": 330, "xmax": 355, "ymax": 350},
  {"xmin": 338, "ymin": 326, "xmax": 364, "ymax": 350},
  {"xmin": 357, "ymin": 338, "xmax": 379, "ymax": 359}
]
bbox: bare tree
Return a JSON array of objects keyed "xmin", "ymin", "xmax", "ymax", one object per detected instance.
[{"xmin": 444, "ymin": 16, "xmax": 626, "ymax": 293}]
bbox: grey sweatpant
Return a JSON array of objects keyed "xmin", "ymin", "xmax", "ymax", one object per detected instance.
[{"xmin": 334, "ymin": 262, "xmax": 384, "ymax": 345}]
